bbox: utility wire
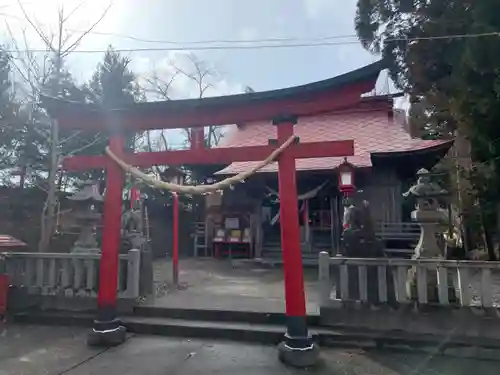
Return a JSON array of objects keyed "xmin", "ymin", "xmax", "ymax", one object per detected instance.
[
  {"xmin": 0, "ymin": 9, "xmax": 499, "ymax": 53},
  {"xmin": 1, "ymin": 31, "xmax": 499, "ymax": 54},
  {"xmin": 0, "ymin": 11, "xmax": 358, "ymax": 44},
  {"xmin": 0, "ymin": 10, "xmax": 360, "ymax": 44},
  {"xmin": 64, "ymin": 29, "xmax": 360, "ymax": 45}
]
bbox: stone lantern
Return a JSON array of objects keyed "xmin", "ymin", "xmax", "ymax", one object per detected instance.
[
  {"xmin": 161, "ymin": 166, "xmax": 186, "ymax": 186},
  {"xmin": 67, "ymin": 181, "xmax": 103, "ymax": 254},
  {"xmin": 403, "ymin": 168, "xmax": 448, "ymax": 259},
  {"xmin": 403, "ymin": 168, "xmax": 448, "ymax": 301}
]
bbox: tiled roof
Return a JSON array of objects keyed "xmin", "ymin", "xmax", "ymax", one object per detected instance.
[
  {"xmin": 215, "ymin": 109, "xmax": 449, "ymax": 174},
  {"xmin": 0, "ymin": 235, "xmax": 27, "ymax": 248}
]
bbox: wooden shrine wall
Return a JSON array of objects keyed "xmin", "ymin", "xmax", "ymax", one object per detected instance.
[{"xmin": 360, "ymin": 168, "xmax": 403, "ymax": 223}]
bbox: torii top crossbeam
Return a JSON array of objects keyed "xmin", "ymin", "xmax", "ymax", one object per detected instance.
[
  {"xmin": 42, "ymin": 60, "xmax": 385, "ymax": 133},
  {"xmin": 39, "ymin": 60, "xmax": 386, "ymax": 354},
  {"xmin": 42, "ymin": 60, "xmax": 384, "ymax": 171}
]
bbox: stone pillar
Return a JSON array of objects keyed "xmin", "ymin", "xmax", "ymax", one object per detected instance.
[{"xmin": 403, "ymin": 169, "xmax": 448, "ymax": 302}]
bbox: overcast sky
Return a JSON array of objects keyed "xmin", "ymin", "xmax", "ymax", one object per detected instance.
[
  {"xmin": 1, "ymin": 1, "xmax": 392, "ymax": 147},
  {"xmin": 1, "ymin": 0, "xmax": 382, "ymax": 94}
]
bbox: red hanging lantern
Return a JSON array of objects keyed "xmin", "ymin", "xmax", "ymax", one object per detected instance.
[{"xmin": 337, "ymin": 157, "xmax": 356, "ymax": 195}]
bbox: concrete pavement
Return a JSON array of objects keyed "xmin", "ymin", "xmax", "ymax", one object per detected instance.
[
  {"xmin": 0, "ymin": 325, "xmax": 102, "ymax": 375},
  {"xmin": 149, "ymin": 258, "xmax": 320, "ymax": 313},
  {"xmin": 1, "ymin": 324, "xmax": 499, "ymax": 374}
]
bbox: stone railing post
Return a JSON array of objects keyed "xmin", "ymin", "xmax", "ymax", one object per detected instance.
[
  {"xmin": 125, "ymin": 249, "xmax": 141, "ymax": 299},
  {"xmin": 318, "ymin": 251, "xmax": 331, "ymax": 306}
]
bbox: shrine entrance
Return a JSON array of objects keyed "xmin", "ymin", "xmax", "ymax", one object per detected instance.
[
  {"xmin": 261, "ymin": 177, "xmax": 344, "ymax": 261},
  {"xmin": 41, "ymin": 59, "xmax": 384, "ymax": 366}
]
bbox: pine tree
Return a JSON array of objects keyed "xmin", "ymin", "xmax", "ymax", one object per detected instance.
[
  {"xmin": 85, "ymin": 46, "xmax": 141, "ymax": 108},
  {"xmin": 0, "ymin": 47, "xmax": 17, "ymax": 183},
  {"xmin": 84, "ymin": 46, "xmax": 142, "ymax": 151},
  {"xmin": 354, "ymin": 0, "xmax": 500, "ymax": 257}
]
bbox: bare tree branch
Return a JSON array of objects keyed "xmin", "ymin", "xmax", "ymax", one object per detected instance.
[
  {"xmin": 65, "ymin": 132, "xmax": 105, "ymax": 156},
  {"xmin": 58, "ymin": 130, "xmax": 83, "ymax": 146},
  {"xmin": 61, "ymin": 2, "xmax": 113, "ymax": 56},
  {"xmin": 143, "ymin": 69, "xmax": 178, "ymax": 100},
  {"xmin": 16, "ymin": 0, "xmax": 55, "ymax": 51},
  {"xmin": 62, "ymin": 0, "xmax": 88, "ymax": 23},
  {"xmin": 9, "ymin": 1, "xmax": 112, "ymax": 252},
  {"xmin": 145, "ymin": 130, "xmax": 164, "ymax": 177},
  {"xmin": 169, "ymin": 53, "xmax": 224, "ymax": 147}
]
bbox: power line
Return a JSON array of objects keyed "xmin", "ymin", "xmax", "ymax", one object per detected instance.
[
  {"xmin": 2, "ymin": 40, "xmax": 361, "ymax": 53},
  {"xmin": 407, "ymin": 31, "xmax": 500, "ymax": 42},
  {"xmin": 0, "ymin": 11, "xmax": 358, "ymax": 44},
  {"xmin": 65, "ymin": 29, "xmax": 360, "ymax": 45},
  {"xmin": 1, "ymin": 9, "xmax": 499, "ymax": 54},
  {"xmin": 1, "ymin": 31, "xmax": 498, "ymax": 54}
]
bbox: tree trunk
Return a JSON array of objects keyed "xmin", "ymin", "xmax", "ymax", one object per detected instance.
[
  {"xmin": 453, "ymin": 129, "xmax": 473, "ymax": 253},
  {"xmin": 18, "ymin": 164, "xmax": 26, "ymax": 189},
  {"xmin": 39, "ymin": 119, "xmax": 59, "ymax": 252},
  {"xmin": 479, "ymin": 199, "xmax": 498, "ymax": 261}
]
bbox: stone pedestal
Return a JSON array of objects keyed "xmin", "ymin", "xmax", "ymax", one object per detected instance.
[
  {"xmin": 403, "ymin": 169, "xmax": 448, "ymax": 303},
  {"xmin": 277, "ymin": 341, "xmax": 320, "ymax": 368},
  {"xmin": 71, "ymin": 214, "xmax": 101, "ymax": 254}
]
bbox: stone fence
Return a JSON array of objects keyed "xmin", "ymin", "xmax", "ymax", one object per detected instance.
[
  {"xmin": 1, "ymin": 250, "xmax": 141, "ymax": 312},
  {"xmin": 318, "ymin": 252, "xmax": 500, "ymax": 342}
]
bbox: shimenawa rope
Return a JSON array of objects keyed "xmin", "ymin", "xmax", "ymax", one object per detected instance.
[{"xmin": 105, "ymin": 135, "xmax": 297, "ymax": 195}]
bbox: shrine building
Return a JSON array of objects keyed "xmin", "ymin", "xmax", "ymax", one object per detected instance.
[{"xmin": 201, "ymin": 79, "xmax": 452, "ymax": 262}]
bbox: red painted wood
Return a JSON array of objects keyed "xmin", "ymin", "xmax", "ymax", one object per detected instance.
[
  {"xmin": 276, "ymin": 121, "xmax": 307, "ymax": 317},
  {"xmin": 61, "ymin": 156, "xmax": 111, "ymax": 171},
  {"xmin": 191, "ymin": 128, "xmax": 204, "ymax": 150},
  {"xmin": 57, "ymin": 81, "xmax": 374, "ymax": 132},
  {"xmin": 292, "ymin": 140, "xmax": 354, "ymax": 160},
  {"xmin": 62, "ymin": 140, "xmax": 354, "ymax": 171},
  {"xmin": 97, "ymin": 136, "xmax": 125, "ymax": 309},
  {"xmin": 0, "ymin": 274, "xmax": 8, "ymax": 316}
]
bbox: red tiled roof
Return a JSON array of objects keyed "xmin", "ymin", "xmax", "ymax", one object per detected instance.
[
  {"xmin": 215, "ymin": 109, "xmax": 449, "ymax": 174},
  {"xmin": 0, "ymin": 235, "xmax": 27, "ymax": 248}
]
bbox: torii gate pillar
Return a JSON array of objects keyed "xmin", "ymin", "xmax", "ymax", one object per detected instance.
[
  {"xmin": 273, "ymin": 115, "xmax": 319, "ymax": 366},
  {"xmin": 88, "ymin": 134, "xmax": 127, "ymax": 346}
]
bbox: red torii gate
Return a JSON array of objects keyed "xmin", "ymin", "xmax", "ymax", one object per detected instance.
[{"xmin": 41, "ymin": 60, "xmax": 383, "ymax": 365}]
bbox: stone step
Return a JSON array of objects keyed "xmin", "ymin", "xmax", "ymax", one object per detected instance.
[
  {"xmin": 260, "ymin": 257, "xmax": 319, "ymax": 266},
  {"xmin": 262, "ymin": 250, "xmax": 320, "ymax": 259},
  {"xmin": 132, "ymin": 306, "xmax": 320, "ymax": 325},
  {"xmin": 13, "ymin": 310, "xmax": 500, "ymax": 358}
]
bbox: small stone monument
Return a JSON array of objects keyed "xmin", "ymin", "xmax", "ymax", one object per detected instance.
[
  {"xmin": 67, "ymin": 181, "xmax": 103, "ymax": 254},
  {"xmin": 122, "ymin": 208, "xmax": 146, "ymax": 250},
  {"xmin": 121, "ymin": 193, "xmax": 154, "ymax": 296},
  {"xmin": 403, "ymin": 168, "xmax": 448, "ymax": 301}
]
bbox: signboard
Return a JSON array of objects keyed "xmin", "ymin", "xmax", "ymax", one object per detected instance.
[{"xmin": 224, "ymin": 217, "xmax": 239, "ymax": 230}]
